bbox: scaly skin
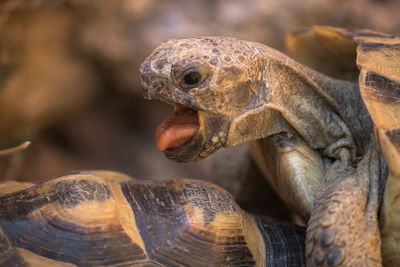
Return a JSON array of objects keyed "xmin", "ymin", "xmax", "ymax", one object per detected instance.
[{"xmin": 140, "ymin": 35, "xmax": 384, "ymax": 265}]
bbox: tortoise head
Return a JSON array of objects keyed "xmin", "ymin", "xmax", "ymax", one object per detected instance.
[{"xmin": 140, "ymin": 37, "xmax": 269, "ymax": 162}]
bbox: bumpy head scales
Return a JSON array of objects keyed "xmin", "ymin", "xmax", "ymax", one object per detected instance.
[{"xmin": 140, "ymin": 37, "xmax": 266, "ymax": 111}]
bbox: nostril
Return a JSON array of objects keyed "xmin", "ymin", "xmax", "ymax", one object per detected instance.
[{"xmin": 152, "ymin": 80, "xmax": 167, "ymax": 91}]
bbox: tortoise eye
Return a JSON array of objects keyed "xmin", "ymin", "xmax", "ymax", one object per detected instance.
[
  {"xmin": 179, "ymin": 67, "xmax": 209, "ymax": 90},
  {"xmin": 183, "ymin": 71, "xmax": 201, "ymax": 86},
  {"xmin": 173, "ymin": 65, "xmax": 209, "ymax": 91}
]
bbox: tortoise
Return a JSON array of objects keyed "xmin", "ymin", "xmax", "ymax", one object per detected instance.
[
  {"xmin": 139, "ymin": 26, "xmax": 400, "ymax": 266},
  {"xmin": 0, "ymin": 170, "xmax": 305, "ymax": 266}
]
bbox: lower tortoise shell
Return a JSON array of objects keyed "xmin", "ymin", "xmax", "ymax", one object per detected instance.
[{"xmin": 0, "ymin": 171, "xmax": 305, "ymax": 267}]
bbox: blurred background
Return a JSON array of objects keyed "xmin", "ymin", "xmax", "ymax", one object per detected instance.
[{"xmin": 1, "ymin": 0, "xmax": 399, "ymax": 217}]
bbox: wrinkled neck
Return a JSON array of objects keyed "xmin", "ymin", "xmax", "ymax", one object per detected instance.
[
  {"xmin": 255, "ymin": 44, "xmax": 373, "ymax": 158},
  {"xmin": 304, "ymin": 67, "xmax": 373, "ymax": 156}
]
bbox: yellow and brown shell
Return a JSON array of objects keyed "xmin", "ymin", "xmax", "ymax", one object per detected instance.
[{"xmin": 0, "ymin": 171, "xmax": 305, "ymax": 266}]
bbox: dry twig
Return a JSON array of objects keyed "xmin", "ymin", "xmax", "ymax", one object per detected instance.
[{"xmin": 0, "ymin": 141, "xmax": 31, "ymax": 156}]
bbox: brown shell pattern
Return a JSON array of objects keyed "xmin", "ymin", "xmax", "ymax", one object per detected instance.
[{"xmin": 0, "ymin": 171, "xmax": 305, "ymax": 266}]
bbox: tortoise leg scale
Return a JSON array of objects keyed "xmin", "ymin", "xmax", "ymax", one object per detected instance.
[{"xmin": 306, "ymin": 145, "xmax": 383, "ymax": 266}]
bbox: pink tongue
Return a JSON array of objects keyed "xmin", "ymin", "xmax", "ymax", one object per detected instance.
[{"xmin": 155, "ymin": 110, "xmax": 199, "ymax": 151}]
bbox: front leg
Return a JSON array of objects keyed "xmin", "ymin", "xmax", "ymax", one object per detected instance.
[
  {"xmin": 306, "ymin": 145, "xmax": 382, "ymax": 266},
  {"xmin": 251, "ymin": 134, "xmax": 325, "ymax": 220}
]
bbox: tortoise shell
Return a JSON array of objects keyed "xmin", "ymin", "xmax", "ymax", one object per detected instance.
[{"xmin": 0, "ymin": 171, "xmax": 305, "ymax": 266}]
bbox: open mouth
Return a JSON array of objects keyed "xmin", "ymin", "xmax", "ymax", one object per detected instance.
[{"xmin": 155, "ymin": 105, "xmax": 200, "ymax": 151}]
